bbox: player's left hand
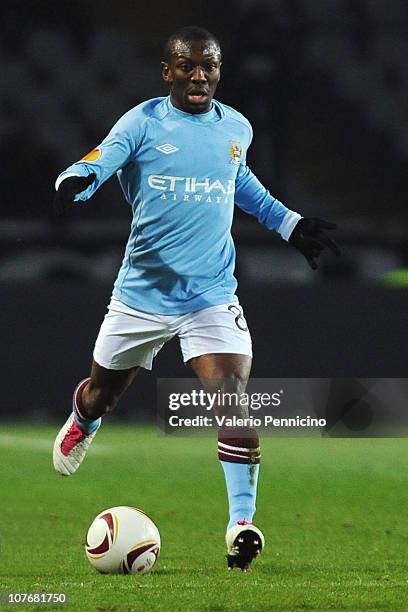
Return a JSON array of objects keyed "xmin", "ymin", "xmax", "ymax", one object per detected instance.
[{"xmin": 289, "ymin": 217, "xmax": 341, "ymax": 270}]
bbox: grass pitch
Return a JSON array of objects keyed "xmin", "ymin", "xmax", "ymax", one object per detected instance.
[{"xmin": 0, "ymin": 424, "xmax": 407, "ymax": 611}]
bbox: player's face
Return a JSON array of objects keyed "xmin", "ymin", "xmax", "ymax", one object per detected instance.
[{"xmin": 161, "ymin": 39, "xmax": 221, "ymax": 114}]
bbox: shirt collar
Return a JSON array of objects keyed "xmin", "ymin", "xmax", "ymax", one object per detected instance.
[{"xmin": 167, "ymin": 97, "xmax": 221, "ymax": 123}]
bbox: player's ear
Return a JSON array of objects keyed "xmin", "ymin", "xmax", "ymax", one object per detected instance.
[{"xmin": 161, "ymin": 61, "xmax": 171, "ymax": 83}]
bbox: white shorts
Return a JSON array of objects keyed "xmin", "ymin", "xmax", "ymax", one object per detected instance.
[{"xmin": 93, "ymin": 297, "xmax": 252, "ymax": 370}]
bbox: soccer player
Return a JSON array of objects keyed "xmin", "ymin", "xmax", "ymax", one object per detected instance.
[{"xmin": 53, "ymin": 26, "xmax": 340, "ymax": 571}]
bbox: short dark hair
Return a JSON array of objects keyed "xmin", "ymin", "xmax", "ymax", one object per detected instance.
[{"xmin": 163, "ymin": 26, "xmax": 221, "ymax": 62}]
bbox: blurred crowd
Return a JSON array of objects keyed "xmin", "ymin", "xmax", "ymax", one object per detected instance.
[
  {"xmin": 1, "ymin": 0, "xmax": 407, "ymax": 283},
  {"xmin": 2, "ymin": 0, "xmax": 407, "ymax": 218}
]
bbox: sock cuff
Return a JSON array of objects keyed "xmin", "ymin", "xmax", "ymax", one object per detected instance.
[
  {"xmin": 218, "ymin": 427, "xmax": 261, "ymax": 464},
  {"xmin": 73, "ymin": 377, "xmax": 91, "ymax": 421}
]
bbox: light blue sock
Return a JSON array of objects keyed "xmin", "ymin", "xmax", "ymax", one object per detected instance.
[
  {"xmin": 221, "ymin": 461, "xmax": 260, "ymax": 530},
  {"xmin": 73, "ymin": 407, "xmax": 101, "ymax": 434}
]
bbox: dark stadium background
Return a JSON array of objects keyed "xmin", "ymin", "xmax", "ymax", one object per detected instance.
[{"xmin": 1, "ymin": 0, "xmax": 407, "ymax": 424}]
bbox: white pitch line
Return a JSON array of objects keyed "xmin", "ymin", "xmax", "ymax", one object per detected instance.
[
  {"xmin": 0, "ymin": 434, "xmax": 108, "ymax": 454},
  {"xmin": 0, "ymin": 434, "xmax": 51, "ymax": 451}
]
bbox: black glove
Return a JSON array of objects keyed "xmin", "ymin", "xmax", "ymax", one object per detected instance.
[
  {"xmin": 289, "ymin": 217, "xmax": 341, "ymax": 270},
  {"xmin": 53, "ymin": 173, "xmax": 96, "ymax": 217}
]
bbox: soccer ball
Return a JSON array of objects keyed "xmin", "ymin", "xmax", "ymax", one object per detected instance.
[{"xmin": 85, "ymin": 506, "xmax": 160, "ymax": 574}]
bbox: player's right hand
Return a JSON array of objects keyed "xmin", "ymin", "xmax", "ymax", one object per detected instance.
[{"xmin": 54, "ymin": 173, "xmax": 96, "ymax": 216}]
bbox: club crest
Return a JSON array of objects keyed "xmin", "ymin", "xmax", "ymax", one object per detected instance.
[{"xmin": 229, "ymin": 141, "xmax": 242, "ymax": 165}]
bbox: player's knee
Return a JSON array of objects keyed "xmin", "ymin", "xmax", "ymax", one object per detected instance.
[
  {"xmin": 213, "ymin": 370, "xmax": 250, "ymax": 418},
  {"xmin": 220, "ymin": 369, "xmax": 250, "ymax": 393}
]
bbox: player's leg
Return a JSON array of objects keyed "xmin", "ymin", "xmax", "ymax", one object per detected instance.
[
  {"xmin": 179, "ymin": 303, "xmax": 263, "ymax": 570},
  {"xmin": 70, "ymin": 360, "xmax": 140, "ymax": 433},
  {"xmin": 53, "ymin": 362, "xmax": 139, "ymax": 476},
  {"xmin": 188, "ymin": 352, "xmax": 264, "ymax": 571},
  {"xmin": 53, "ymin": 297, "xmax": 172, "ymax": 476},
  {"xmin": 81, "ymin": 360, "xmax": 139, "ymax": 420},
  {"xmin": 189, "ymin": 354, "xmax": 260, "ymax": 525}
]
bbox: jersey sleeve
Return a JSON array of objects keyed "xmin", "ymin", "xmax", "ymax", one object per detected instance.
[
  {"xmin": 55, "ymin": 110, "xmax": 142, "ymax": 201},
  {"xmin": 233, "ymin": 116, "xmax": 301, "ymax": 241},
  {"xmin": 235, "ymin": 164, "xmax": 302, "ymax": 240}
]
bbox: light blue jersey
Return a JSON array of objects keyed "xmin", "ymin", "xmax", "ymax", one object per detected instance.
[{"xmin": 56, "ymin": 97, "xmax": 301, "ymax": 314}]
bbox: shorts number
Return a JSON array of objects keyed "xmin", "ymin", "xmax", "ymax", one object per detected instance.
[{"xmin": 228, "ymin": 305, "xmax": 248, "ymax": 332}]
